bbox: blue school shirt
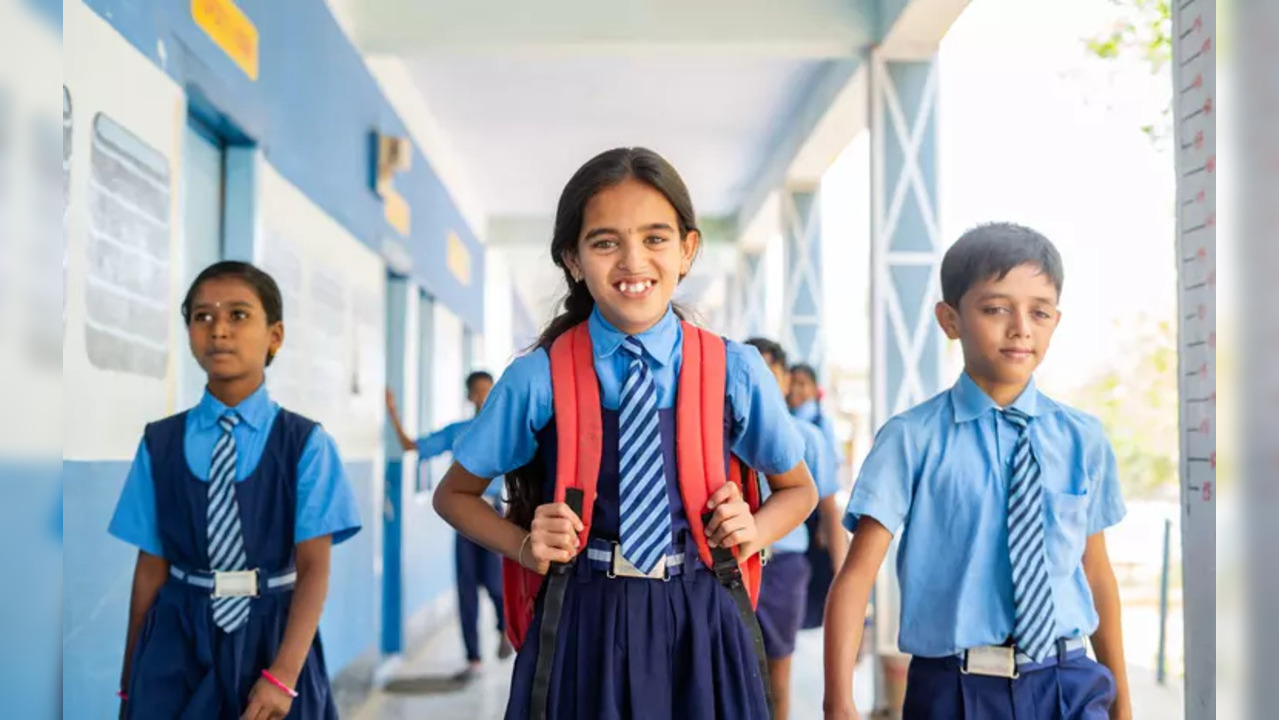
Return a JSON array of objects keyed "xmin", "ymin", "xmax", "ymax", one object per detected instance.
[
  {"xmin": 109, "ymin": 384, "xmax": 362, "ymax": 559},
  {"xmin": 453, "ymin": 305, "xmax": 804, "ymax": 488},
  {"xmin": 768, "ymin": 418, "xmax": 838, "ymax": 554},
  {"xmin": 842, "ymin": 372, "xmax": 1127, "ymax": 657},
  {"xmin": 417, "ymin": 420, "xmax": 502, "ymax": 500},
  {"xmin": 794, "ymin": 399, "xmax": 840, "ymax": 467}
]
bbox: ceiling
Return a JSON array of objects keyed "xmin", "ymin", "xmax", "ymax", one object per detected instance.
[
  {"xmin": 404, "ymin": 54, "xmax": 828, "ymax": 218},
  {"xmin": 329, "ymin": 0, "xmax": 880, "ymax": 223}
]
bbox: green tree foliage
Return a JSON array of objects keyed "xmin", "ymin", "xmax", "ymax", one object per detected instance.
[
  {"xmin": 1085, "ymin": 0, "xmax": 1173, "ymax": 143},
  {"xmin": 1070, "ymin": 316, "xmax": 1180, "ymax": 498}
]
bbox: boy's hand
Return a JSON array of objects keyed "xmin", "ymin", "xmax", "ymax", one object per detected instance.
[
  {"xmin": 384, "ymin": 388, "xmax": 398, "ymax": 414},
  {"xmin": 241, "ymin": 674, "xmax": 294, "ymax": 720},
  {"xmin": 704, "ymin": 482, "xmax": 756, "ymax": 550}
]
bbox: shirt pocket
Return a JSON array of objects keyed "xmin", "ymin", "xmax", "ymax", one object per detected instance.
[{"xmin": 1043, "ymin": 490, "xmax": 1088, "ymax": 577}]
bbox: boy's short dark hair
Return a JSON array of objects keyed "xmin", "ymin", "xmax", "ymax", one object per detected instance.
[
  {"xmin": 940, "ymin": 222, "xmax": 1064, "ymax": 307},
  {"xmin": 790, "ymin": 363, "xmax": 818, "ymax": 385},
  {"xmin": 465, "ymin": 371, "xmax": 493, "ymax": 391},
  {"xmin": 744, "ymin": 338, "xmax": 787, "ymax": 368}
]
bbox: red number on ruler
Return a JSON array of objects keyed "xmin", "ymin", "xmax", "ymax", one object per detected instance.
[
  {"xmin": 1210, "ymin": 452, "xmax": 1216, "ymax": 469},
  {"xmin": 1196, "ymin": 188, "xmax": 1205, "ymax": 202},
  {"xmin": 1206, "ymin": 212, "xmax": 1216, "ymax": 227},
  {"xmin": 1209, "ymin": 332, "xmax": 1216, "ymax": 349},
  {"xmin": 1207, "ymin": 156, "xmax": 1216, "ymax": 173},
  {"xmin": 1200, "ymin": 418, "xmax": 1210, "ymax": 433},
  {"xmin": 1203, "ymin": 38, "xmax": 1212, "ymax": 53},
  {"xmin": 1197, "ymin": 247, "xmax": 1207, "ymax": 261},
  {"xmin": 1204, "ymin": 97, "xmax": 1214, "ymax": 114},
  {"xmin": 1203, "ymin": 481, "xmax": 1212, "ymax": 501},
  {"xmin": 1194, "ymin": 15, "xmax": 1203, "ymax": 32}
]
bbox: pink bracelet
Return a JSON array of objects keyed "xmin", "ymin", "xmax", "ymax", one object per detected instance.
[
  {"xmin": 116, "ymin": 691, "xmax": 128, "ymax": 701},
  {"xmin": 260, "ymin": 670, "xmax": 299, "ymax": 698}
]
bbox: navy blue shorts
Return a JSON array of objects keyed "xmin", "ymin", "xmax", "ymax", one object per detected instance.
[
  {"xmin": 902, "ymin": 649, "xmax": 1117, "ymax": 719},
  {"xmin": 756, "ymin": 551, "xmax": 812, "ymax": 659}
]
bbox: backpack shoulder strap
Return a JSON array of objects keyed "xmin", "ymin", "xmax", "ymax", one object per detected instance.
[
  {"xmin": 675, "ymin": 322, "xmax": 727, "ymax": 569},
  {"xmin": 548, "ymin": 322, "xmax": 602, "ymax": 543}
]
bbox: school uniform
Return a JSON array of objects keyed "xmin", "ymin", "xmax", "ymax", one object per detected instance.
[
  {"xmin": 792, "ymin": 399, "xmax": 841, "ymax": 629},
  {"xmin": 453, "ymin": 306, "xmax": 805, "ymax": 720},
  {"xmin": 415, "ymin": 421, "xmax": 506, "ymax": 663},
  {"xmin": 843, "ymin": 371, "xmax": 1126, "ymax": 720},
  {"xmin": 756, "ymin": 417, "xmax": 838, "ymax": 659},
  {"xmin": 109, "ymin": 385, "xmax": 361, "ymax": 720}
]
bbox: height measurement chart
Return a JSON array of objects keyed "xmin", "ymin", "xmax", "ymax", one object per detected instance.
[{"xmin": 1171, "ymin": 0, "xmax": 1215, "ymax": 717}]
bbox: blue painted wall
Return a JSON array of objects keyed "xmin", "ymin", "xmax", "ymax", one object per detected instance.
[
  {"xmin": 317, "ymin": 461, "xmax": 379, "ymax": 675},
  {"xmin": 381, "ymin": 278, "xmax": 459, "ymax": 654},
  {"xmin": 0, "ymin": 465, "xmax": 62, "ymax": 720},
  {"xmin": 81, "ymin": 0, "xmax": 485, "ymax": 330}
]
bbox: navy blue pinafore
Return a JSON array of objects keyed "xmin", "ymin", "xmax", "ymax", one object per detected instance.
[
  {"xmin": 124, "ymin": 410, "xmax": 338, "ymax": 720},
  {"xmin": 505, "ymin": 407, "xmax": 770, "ymax": 720}
]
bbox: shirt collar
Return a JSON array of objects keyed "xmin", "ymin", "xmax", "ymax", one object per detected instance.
[
  {"xmin": 191, "ymin": 382, "xmax": 272, "ymax": 431},
  {"xmin": 950, "ymin": 371, "xmax": 1041, "ymax": 423},
  {"xmin": 793, "ymin": 399, "xmax": 821, "ymax": 423},
  {"xmin": 588, "ymin": 305, "xmax": 680, "ymax": 367}
]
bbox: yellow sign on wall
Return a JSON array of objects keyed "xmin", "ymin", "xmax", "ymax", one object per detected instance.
[
  {"xmin": 383, "ymin": 186, "xmax": 411, "ymax": 237},
  {"xmin": 447, "ymin": 232, "xmax": 472, "ymax": 286},
  {"xmin": 192, "ymin": 0, "xmax": 259, "ymax": 81}
]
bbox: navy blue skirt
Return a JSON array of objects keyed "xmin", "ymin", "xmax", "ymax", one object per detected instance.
[
  {"xmin": 505, "ymin": 549, "xmax": 769, "ymax": 720},
  {"xmin": 125, "ymin": 582, "xmax": 336, "ymax": 720},
  {"xmin": 757, "ymin": 551, "xmax": 811, "ymax": 659}
]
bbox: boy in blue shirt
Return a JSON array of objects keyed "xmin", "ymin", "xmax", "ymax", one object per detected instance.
[
  {"xmin": 746, "ymin": 338, "xmax": 847, "ymax": 720},
  {"xmin": 386, "ymin": 371, "xmax": 512, "ymax": 682},
  {"xmin": 823, "ymin": 223, "xmax": 1131, "ymax": 719}
]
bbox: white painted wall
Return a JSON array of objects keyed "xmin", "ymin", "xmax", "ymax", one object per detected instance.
[
  {"xmin": 0, "ymin": 0, "xmax": 62, "ymax": 458},
  {"xmin": 63, "ymin": 5, "xmax": 185, "ymax": 461},
  {"xmin": 255, "ymin": 161, "xmax": 387, "ymax": 462}
]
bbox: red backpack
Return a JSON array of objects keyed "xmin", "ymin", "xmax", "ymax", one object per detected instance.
[{"xmin": 500, "ymin": 320, "xmax": 764, "ymax": 650}]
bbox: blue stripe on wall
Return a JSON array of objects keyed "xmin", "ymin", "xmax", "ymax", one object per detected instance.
[
  {"xmin": 62, "ymin": 458, "xmax": 377, "ymax": 719},
  {"xmin": 401, "ymin": 484, "xmax": 457, "ymax": 636},
  {"xmin": 0, "ymin": 464, "xmax": 62, "ymax": 720},
  {"xmin": 80, "ymin": 0, "xmax": 486, "ymax": 330},
  {"xmin": 28, "ymin": 0, "xmax": 61, "ymax": 30}
]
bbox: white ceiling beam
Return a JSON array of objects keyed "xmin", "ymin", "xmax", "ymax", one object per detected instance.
[{"xmin": 344, "ymin": 0, "xmax": 874, "ymax": 57}]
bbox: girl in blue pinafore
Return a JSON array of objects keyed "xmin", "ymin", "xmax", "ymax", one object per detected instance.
[
  {"xmin": 432, "ymin": 147, "xmax": 819, "ymax": 720},
  {"xmin": 109, "ymin": 261, "xmax": 361, "ymax": 720}
]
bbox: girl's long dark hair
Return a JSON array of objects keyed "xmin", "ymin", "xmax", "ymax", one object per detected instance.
[{"xmin": 505, "ymin": 147, "xmax": 699, "ymax": 529}]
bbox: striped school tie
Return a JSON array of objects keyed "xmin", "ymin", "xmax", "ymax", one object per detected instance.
[
  {"xmin": 1004, "ymin": 407, "xmax": 1055, "ymax": 662},
  {"xmin": 617, "ymin": 336, "xmax": 671, "ymax": 574},
  {"xmin": 208, "ymin": 411, "xmax": 251, "ymax": 633}
]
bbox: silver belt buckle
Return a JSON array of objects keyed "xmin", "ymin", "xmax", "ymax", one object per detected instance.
[
  {"xmin": 212, "ymin": 569, "xmax": 259, "ymax": 598},
  {"xmin": 609, "ymin": 544, "xmax": 667, "ymax": 580},
  {"xmin": 961, "ymin": 645, "xmax": 1019, "ymax": 678}
]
